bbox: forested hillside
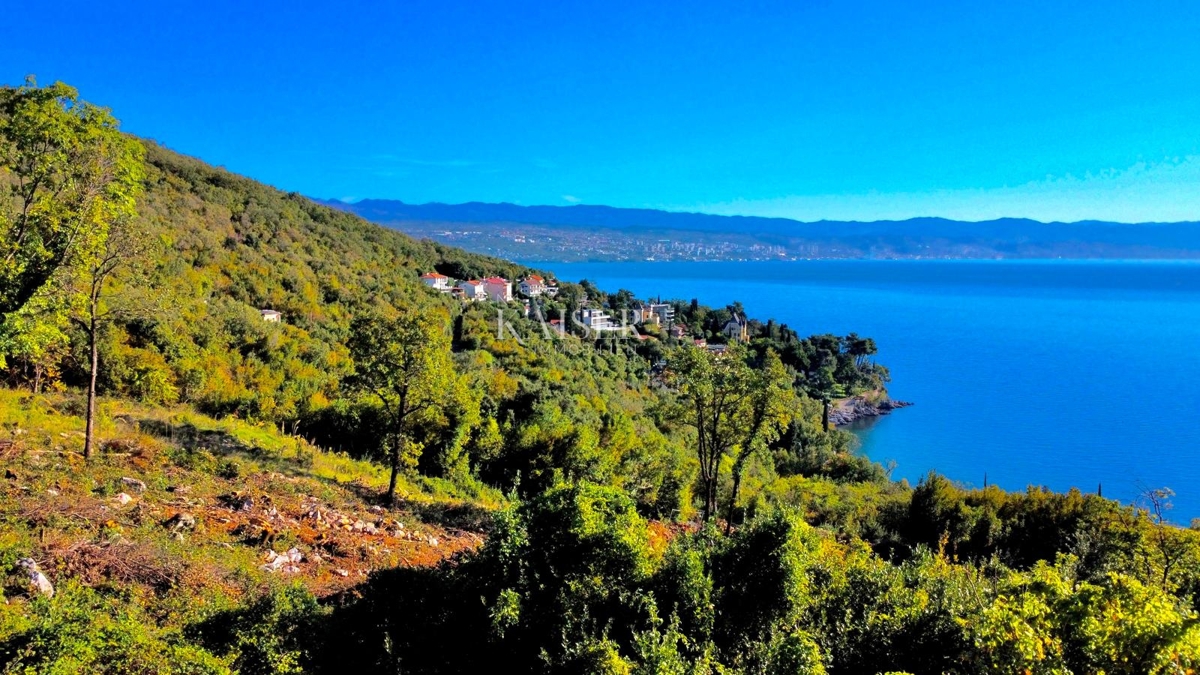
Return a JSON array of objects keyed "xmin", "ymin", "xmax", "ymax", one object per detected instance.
[{"xmin": 3, "ymin": 80, "xmax": 1200, "ymax": 674}]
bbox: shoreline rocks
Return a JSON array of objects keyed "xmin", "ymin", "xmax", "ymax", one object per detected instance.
[{"xmin": 829, "ymin": 396, "xmax": 913, "ymax": 426}]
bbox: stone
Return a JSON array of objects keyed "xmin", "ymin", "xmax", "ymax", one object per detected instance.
[
  {"xmin": 165, "ymin": 512, "xmax": 196, "ymax": 531},
  {"xmin": 114, "ymin": 492, "xmax": 134, "ymax": 506},
  {"xmin": 16, "ymin": 558, "xmax": 53, "ymax": 598},
  {"xmin": 120, "ymin": 477, "xmax": 147, "ymax": 493}
]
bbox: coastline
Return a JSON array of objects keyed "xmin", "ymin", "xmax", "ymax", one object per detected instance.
[{"xmin": 830, "ymin": 395, "xmax": 913, "ymax": 426}]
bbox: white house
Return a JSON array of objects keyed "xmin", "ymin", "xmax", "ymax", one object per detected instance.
[
  {"xmin": 260, "ymin": 309, "xmax": 282, "ymax": 322},
  {"xmin": 483, "ymin": 276, "xmax": 512, "ymax": 302},
  {"xmin": 420, "ymin": 272, "xmax": 451, "ymax": 291},
  {"xmin": 457, "ymin": 279, "xmax": 488, "ymax": 301},
  {"xmin": 518, "ymin": 274, "xmax": 547, "ymax": 296}
]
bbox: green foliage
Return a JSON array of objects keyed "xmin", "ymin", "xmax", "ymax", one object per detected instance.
[
  {"xmin": 191, "ymin": 585, "xmax": 328, "ymax": 675},
  {"xmin": 0, "ymin": 78, "xmax": 144, "ymax": 320},
  {"xmin": 0, "ymin": 582, "xmax": 230, "ymax": 674}
]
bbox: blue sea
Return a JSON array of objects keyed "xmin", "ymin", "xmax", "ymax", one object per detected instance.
[{"xmin": 534, "ymin": 260, "xmax": 1200, "ymax": 523}]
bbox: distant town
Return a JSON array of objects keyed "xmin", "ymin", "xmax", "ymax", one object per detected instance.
[{"xmin": 417, "ymin": 224, "xmax": 793, "ymax": 262}]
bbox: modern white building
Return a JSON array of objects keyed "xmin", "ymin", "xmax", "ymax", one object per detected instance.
[
  {"xmin": 578, "ymin": 308, "xmax": 623, "ymax": 332},
  {"xmin": 260, "ymin": 309, "xmax": 281, "ymax": 322}
]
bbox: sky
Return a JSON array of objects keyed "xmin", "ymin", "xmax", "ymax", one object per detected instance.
[{"xmin": 5, "ymin": 0, "xmax": 1200, "ymax": 222}]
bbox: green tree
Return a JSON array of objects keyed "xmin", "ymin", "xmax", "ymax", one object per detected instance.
[
  {"xmin": 71, "ymin": 212, "xmax": 157, "ymax": 458},
  {"xmin": 0, "ymin": 78, "xmax": 143, "ymax": 319},
  {"xmin": 725, "ymin": 349, "xmax": 795, "ymax": 530},
  {"xmin": 665, "ymin": 342, "xmax": 759, "ymax": 521},
  {"xmin": 347, "ymin": 308, "xmax": 459, "ymax": 504}
]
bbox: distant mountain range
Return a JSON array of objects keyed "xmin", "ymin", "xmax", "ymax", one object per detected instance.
[{"xmin": 315, "ymin": 198, "xmax": 1200, "ymax": 262}]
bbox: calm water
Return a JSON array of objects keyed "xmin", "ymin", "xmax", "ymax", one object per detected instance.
[{"xmin": 534, "ymin": 260, "xmax": 1200, "ymax": 523}]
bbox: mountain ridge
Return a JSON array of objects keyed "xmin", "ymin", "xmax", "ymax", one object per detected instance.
[{"xmin": 315, "ymin": 197, "xmax": 1200, "ymax": 261}]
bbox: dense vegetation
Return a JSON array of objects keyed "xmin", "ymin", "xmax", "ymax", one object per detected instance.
[{"xmin": 2, "ymin": 80, "xmax": 1200, "ymax": 674}]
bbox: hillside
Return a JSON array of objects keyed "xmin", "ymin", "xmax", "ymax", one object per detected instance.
[
  {"xmin": 319, "ymin": 197, "xmax": 1200, "ymax": 261},
  {"xmin": 3, "ymin": 101, "xmax": 1200, "ymax": 672}
]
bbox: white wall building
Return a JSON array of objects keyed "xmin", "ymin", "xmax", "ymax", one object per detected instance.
[
  {"xmin": 518, "ymin": 274, "xmax": 547, "ymax": 296},
  {"xmin": 420, "ymin": 272, "xmax": 451, "ymax": 291},
  {"xmin": 457, "ymin": 280, "xmax": 488, "ymax": 301}
]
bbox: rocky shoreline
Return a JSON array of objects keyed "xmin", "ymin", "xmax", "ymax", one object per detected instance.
[{"xmin": 829, "ymin": 396, "xmax": 913, "ymax": 426}]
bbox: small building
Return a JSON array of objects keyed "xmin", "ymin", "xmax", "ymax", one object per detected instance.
[
  {"xmin": 457, "ymin": 280, "xmax": 488, "ymax": 301},
  {"xmin": 722, "ymin": 314, "xmax": 749, "ymax": 342},
  {"xmin": 693, "ymin": 338, "xmax": 707, "ymax": 348},
  {"xmin": 518, "ymin": 275, "xmax": 547, "ymax": 297},
  {"xmin": 544, "ymin": 283, "xmax": 559, "ymax": 297},
  {"xmin": 706, "ymin": 343, "xmax": 729, "ymax": 355},
  {"xmin": 260, "ymin": 309, "xmax": 281, "ymax": 322},
  {"xmin": 420, "ymin": 272, "xmax": 451, "ymax": 291},
  {"xmin": 670, "ymin": 323, "xmax": 688, "ymax": 339},
  {"xmin": 483, "ymin": 276, "xmax": 512, "ymax": 302}
]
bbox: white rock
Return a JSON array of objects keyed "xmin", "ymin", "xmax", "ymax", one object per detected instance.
[
  {"xmin": 17, "ymin": 558, "xmax": 53, "ymax": 598},
  {"xmin": 120, "ymin": 477, "xmax": 147, "ymax": 493}
]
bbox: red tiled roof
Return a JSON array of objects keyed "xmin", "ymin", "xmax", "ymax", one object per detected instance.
[
  {"xmin": 483, "ymin": 277, "xmax": 508, "ymax": 284},
  {"xmin": 420, "ymin": 272, "xmax": 447, "ymax": 279},
  {"xmin": 525, "ymin": 275, "xmax": 544, "ymax": 282}
]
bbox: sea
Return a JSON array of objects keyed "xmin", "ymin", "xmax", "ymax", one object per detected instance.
[{"xmin": 532, "ymin": 259, "xmax": 1200, "ymax": 523}]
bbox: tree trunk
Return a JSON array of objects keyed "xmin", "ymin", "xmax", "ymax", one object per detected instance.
[
  {"xmin": 705, "ymin": 472, "xmax": 718, "ymax": 523},
  {"xmin": 83, "ymin": 316, "xmax": 98, "ymax": 459},
  {"xmin": 386, "ymin": 434, "xmax": 400, "ymax": 505},
  {"xmin": 725, "ymin": 470, "xmax": 743, "ymax": 534}
]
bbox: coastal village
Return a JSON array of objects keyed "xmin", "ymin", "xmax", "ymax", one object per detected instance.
[{"xmin": 418, "ymin": 270, "xmax": 752, "ymax": 352}]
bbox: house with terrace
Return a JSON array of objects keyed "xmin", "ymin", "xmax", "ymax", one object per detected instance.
[
  {"xmin": 518, "ymin": 274, "xmax": 547, "ymax": 297},
  {"xmin": 483, "ymin": 276, "xmax": 513, "ymax": 302},
  {"xmin": 420, "ymin": 271, "xmax": 452, "ymax": 292},
  {"xmin": 457, "ymin": 279, "xmax": 488, "ymax": 301}
]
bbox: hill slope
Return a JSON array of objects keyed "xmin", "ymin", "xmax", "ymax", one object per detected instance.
[{"xmin": 4, "ymin": 132, "xmax": 1200, "ymax": 673}]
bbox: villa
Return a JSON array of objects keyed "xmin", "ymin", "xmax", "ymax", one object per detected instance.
[
  {"xmin": 420, "ymin": 271, "xmax": 451, "ymax": 291},
  {"xmin": 579, "ymin": 308, "xmax": 620, "ymax": 332},
  {"xmin": 483, "ymin": 276, "xmax": 512, "ymax": 302},
  {"xmin": 518, "ymin": 274, "xmax": 547, "ymax": 296},
  {"xmin": 457, "ymin": 279, "xmax": 488, "ymax": 301}
]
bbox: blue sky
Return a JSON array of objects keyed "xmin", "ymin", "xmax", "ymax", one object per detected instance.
[{"xmin": 6, "ymin": 0, "xmax": 1200, "ymax": 222}]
